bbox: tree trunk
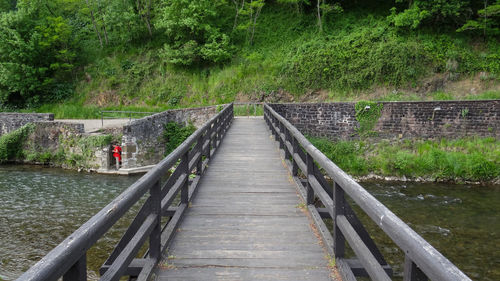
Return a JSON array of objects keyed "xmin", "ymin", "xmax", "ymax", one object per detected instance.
[
  {"xmin": 145, "ymin": 0, "xmax": 153, "ymax": 37},
  {"xmin": 85, "ymin": 0, "xmax": 103, "ymax": 48},
  {"xmin": 317, "ymin": 0, "xmax": 322, "ymax": 33}
]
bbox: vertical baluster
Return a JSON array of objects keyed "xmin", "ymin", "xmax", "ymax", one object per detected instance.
[
  {"xmin": 63, "ymin": 255, "xmax": 87, "ymax": 281},
  {"xmin": 149, "ymin": 180, "xmax": 161, "ymax": 261},
  {"xmin": 333, "ymin": 182, "xmax": 345, "ymax": 258},
  {"xmin": 404, "ymin": 255, "xmax": 427, "ymax": 281},
  {"xmin": 306, "ymin": 153, "xmax": 315, "ymax": 205},
  {"xmin": 181, "ymin": 151, "xmax": 189, "ymax": 204}
]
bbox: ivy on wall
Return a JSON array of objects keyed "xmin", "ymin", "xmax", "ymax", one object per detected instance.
[
  {"xmin": 0, "ymin": 123, "xmax": 35, "ymax": 162},
  {"xmin": 355, "ymin": 101, "xmax": 383, "ymax": 137}
]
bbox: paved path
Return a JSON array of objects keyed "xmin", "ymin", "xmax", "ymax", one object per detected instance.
[
  {"xmin": 56, "ymin": 119, "xmax": 130, "ymax": 133},
  {"xmin": 155, "ymin": 117, "xmax": 332, "ymax": 281}
]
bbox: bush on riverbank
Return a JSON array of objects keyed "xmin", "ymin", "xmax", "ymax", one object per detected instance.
[{"xmin": 309, "ymin": 137, "xmax": 500, "ymax": 183}]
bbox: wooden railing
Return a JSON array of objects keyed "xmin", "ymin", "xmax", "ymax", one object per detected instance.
[
  {"xmin": 17, "ymin": 103, "xmax": 233, "ymax": 281},
  {"xmin": 264, "ymin": 104, "xmax": 471, "ymax": 281}
]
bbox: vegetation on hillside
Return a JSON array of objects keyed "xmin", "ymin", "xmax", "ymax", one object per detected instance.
[{"xmin": 0, "ymin": 0, "xmax": 499, "ymax": 117}]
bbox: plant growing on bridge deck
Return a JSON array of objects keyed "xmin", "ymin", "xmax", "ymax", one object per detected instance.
[
  {"xmin": 163, "ymin": 122, "xmax": 197, "ymax": 155},
  {"xmin": 355, "ymin": 101, "xmax": 383, "ymax": 137}
]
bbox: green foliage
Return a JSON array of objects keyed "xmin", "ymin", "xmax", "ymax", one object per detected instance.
[
  {"xmin": 283, "ymin": 22, "xmax": 433, "ymax": 92},
  {"xmin": 155, "ymin": 0, "xmax": 232, "ymax": 65},
  {"xmin": 0, "ymin": 5, "xmax": 76, "ymax": 107},
  {"xmin": 458, "ymin": 0, "xmax": 500, "ymax": 37},
  {"xmin": 163, "ymin": 122, "xmax": 196, "ymax": 155},
  {"xmin": 309, "ymin": 137, "xmax": 369, "ymax": 175},
  {"xmin": 0, "ymin": 123, "xmax": 35, "ymax": 162},
  {"xmin": 389, "ymin": 0, "xmax": 470, "ymax": 29},
  {"xmin": 355, "ymin": 101, "xmax": 383, "ymax": 137},
  {"xmin": 309, "ymin": 136, "xmax": 500, "ymax": 182},
  {"xmin": 234, "ymin": 104, "xmax": 263, "ymax": 116}
]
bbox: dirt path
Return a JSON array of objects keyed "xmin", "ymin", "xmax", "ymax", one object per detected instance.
[{"xmin": 56, "ymin": 119, "xmax": 131, "ymax": 133}]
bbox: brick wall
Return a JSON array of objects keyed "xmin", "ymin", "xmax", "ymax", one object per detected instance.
[
  {"xmin": 121, "ymin": 106, "xmax": 220, "ymax": 168},
  {"xmin": 0, "ymin": 113, "xmax": 54, "ymax": 136},
  {"xmin": 269, "ymin": 100, "xmax": 499, "ymax": 140}
]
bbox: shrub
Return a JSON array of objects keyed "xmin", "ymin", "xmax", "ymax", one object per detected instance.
[
  {"xmin": 0, "ymin": 123, "xmax": 35, "ymax": 162},
  {"xmin": 163, "ymin": 122, "xmax": 197, "ymax": 155}
]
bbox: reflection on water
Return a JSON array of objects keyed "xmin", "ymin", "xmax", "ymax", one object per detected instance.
[
  {"xmin": 0, "ymin": 165, "xmax": 141, "ymax": 281},
  {"xmin": 340, "ymin": 181, "xmax": 500, "ymax": 281}
]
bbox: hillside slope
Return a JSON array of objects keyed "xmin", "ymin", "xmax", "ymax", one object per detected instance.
[{"xmin": 7, "ymin": 2, "xmax": 499, "ymax": 118}]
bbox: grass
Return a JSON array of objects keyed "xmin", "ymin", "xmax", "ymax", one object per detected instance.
[
  {"xmin": 233, "ymin": 104, "xmax": 264, "ymax": 116},
  {"xmin": 309, "ymin": 136, "xmax": 500, "ymax": 182},
  {"xmin": 11, "ymin": 4, "xmax": 498, "ymax": 118}
]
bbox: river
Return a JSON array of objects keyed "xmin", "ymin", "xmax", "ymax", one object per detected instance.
[
  {"xmin": 0, "ymin": 165, "xmax": 141, "ymax": 281},
  {"xmin": 0, "ymin": 166, "xmax": 498, "ymax": 280},
  {"xmin": 349, "ymin": 181, "xmax": 500, "ymax": 281}
]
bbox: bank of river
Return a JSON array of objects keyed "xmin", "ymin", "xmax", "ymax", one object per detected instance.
[{"xmin": 0, "ymin": 165, "xmax": 141, "ymax": 281}]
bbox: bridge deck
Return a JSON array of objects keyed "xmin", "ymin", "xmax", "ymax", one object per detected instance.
[{"xmin": 154, "ymin": 117, "xmax": 332, "ymax": 281}]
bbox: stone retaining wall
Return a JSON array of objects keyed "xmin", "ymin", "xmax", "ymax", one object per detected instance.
[
  {"xmin": 269, "ymin": 100, "xmax": 499, "ymax": 140},
  {"xmin": 121, "ymin": 106, "xmax": 219, "ymax": 168},
  {"xmin": 0, "ymin": 113, "xmax": 54, "ymax": 136}
]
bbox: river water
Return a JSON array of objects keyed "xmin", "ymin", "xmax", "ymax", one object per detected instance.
[
  {"xmin": 350, "ymin": 181, "xmax": 500, "ymax": 281},
  {"xmin": 0, "ymin": 166, "xmax": 498, "ymax": 280},
  {"xmin": 0, "ymin": 165, "xmax": 141, "ymax": 281}
]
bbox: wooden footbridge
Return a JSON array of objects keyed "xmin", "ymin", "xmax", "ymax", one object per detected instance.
[{"xmin": 18, "ymin": 104, "xmax": 471, "ymax": 281}]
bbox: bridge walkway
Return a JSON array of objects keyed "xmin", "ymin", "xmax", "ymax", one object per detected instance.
[{"xmin": 154, "ymin": 117, "xmax": 333, "ymax": 280}]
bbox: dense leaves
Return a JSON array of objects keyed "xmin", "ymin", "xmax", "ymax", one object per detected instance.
[
  {"xmin": 0, "ymin": 0, "xmax": 498, "ymax": 109},
  {"xmin": 163, "ymin": 121, "xmax": 196, "ymax": 155}
]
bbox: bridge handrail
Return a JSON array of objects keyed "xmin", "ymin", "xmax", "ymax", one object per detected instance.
[
  {"xmin": 263, "ymin": 103, "xmax": 470, "ymax": 281},
  {"xmin": 18, "ymin": 103, "xmax": 234, "ymax": 281}
]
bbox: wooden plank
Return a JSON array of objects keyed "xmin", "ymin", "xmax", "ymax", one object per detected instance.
[{"xmin": 156, "ymin": 267, "xmax": 330, "ymax": 281}]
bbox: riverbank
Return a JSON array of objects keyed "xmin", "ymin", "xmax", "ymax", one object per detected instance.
[{"xmin": 309, "ymin": 136, "xmax": 500, "ymax": 184}]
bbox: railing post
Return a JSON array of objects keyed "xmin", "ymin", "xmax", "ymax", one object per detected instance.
[
  {"xmin": 333, "ymin": 182, "xmax": 345, "ymax": 258},
  {"xmin": 306, "ymin": 153, "xmax": 315, "ymax": 205},
  {"xmin": 404, "ymin": 255, "xmax": 428, "ymax": 281},
  {"xmin": 291, "ymin": 137, "xmax": 299, "ymax": 177},
  {"xmin": 149, "ymin": 180, "xmax": 161, "ymax": 260},
  {"xmin": 279, "ymin": 123, "xmax": 284, "ymax": 150},
  {"xmin": 181, "ymin": 151, "xmax": 189, "ymax": 204},
  {"xmin": 101, "ymin": 111, "xmax": 104, "ymax": 127},
  {"xmin": 196, "ymin": 134, "xmax": 204, "ymax": 175},
  {"xmin": 207, "ymin": 123, "xmax": 213, "ymax": 160},
  {"xmin": 63, "ymin": 255, "xmax": 87, "ymax": 281},
  {"xmin": 284, "ymin": 128, "xmax": 291, "ymax": 161}
]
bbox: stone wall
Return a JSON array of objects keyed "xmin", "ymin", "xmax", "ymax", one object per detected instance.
[
  {"xmin": 0, "ymin": 113, "xmax": 54, "ymax": 136},
  {"xmin": 269, "ymin": 100, "xmax": 499, "ymax": 140},
  {"xmin": 121, "ymin": 106, "xmax": 219, "ymax": 168}
]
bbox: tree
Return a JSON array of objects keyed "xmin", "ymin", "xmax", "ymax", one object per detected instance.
[
  {"xmin": 459, "ymin": 0, "xmax": 500, "ymax": 38},
  {"xmin": 389, "ymin": 0, "xmax": 470, "ymax": 29},
  {"xmin": 155, "ymin": 0, "xmax": 232, "ymax": 65},
  {"xmin": 0, "ymin": 2, "xmax": 76, "ymax": 107}
]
